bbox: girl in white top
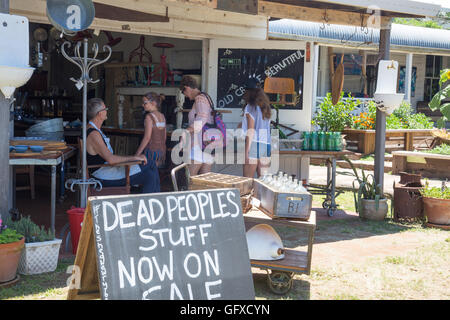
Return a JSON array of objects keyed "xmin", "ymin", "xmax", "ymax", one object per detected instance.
[{"xmin": 240, "ymin": 78, "xmax": 272, "ymax": 178}]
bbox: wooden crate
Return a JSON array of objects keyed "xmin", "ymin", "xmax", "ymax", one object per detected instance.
[
  {"xmin": 253, "ymin": 180, "xmax": 312, "ymax": 220},
  {"xmin": 189, "ymin": 172, "xmax": 253, "ymax": 196}
]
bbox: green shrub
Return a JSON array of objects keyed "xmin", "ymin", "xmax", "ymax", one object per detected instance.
[
  {"xmin": 0, "ymin": 228, "xmax": 23, "ymax": 244},
  {"xmin": 312, "ymin": 92, "xmax": 358, "ymax": 132},
  {"xmin": 386, "ymin": 101, "xmax": 434, "ymax": 129},
  {"xmin": 423, "ymin": 143, "xmax": 450, "ymax": 155},
  {"xmin": 6, "ymin": 216, "xmax": 54, "ymax": 243},
  {"xmin": 420, "ymin": 181, "xmax": 450, "ymax": 200}
]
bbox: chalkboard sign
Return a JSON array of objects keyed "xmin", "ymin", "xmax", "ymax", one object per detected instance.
[
  {"xmin": 217, "ymin": 48, "xmax": 305, "ymax": 110},
  {"xmin": 88, "ymin": 189, "xmax": 255, "ymax": 300}
]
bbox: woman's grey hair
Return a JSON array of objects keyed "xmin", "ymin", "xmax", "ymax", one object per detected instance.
[{"xmin": 87, "ymin": 98, "xmax": 105, "ymax": 120}]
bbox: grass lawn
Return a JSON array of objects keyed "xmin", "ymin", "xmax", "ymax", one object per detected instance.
[{"xmin": 1, "ymin": 191, "xmax": 448, "ymax": 300}]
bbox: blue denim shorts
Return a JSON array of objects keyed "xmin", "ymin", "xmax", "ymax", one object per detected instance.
[{"xmin": 248, "ymin": 141, "xmax": 271, "ymax": 159}]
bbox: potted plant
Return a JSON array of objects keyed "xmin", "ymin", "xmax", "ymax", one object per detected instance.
[
  {"xmin": 429, "ymin": 68, "xmax": 450, "ymax": 128},
  {"xmin": 420, "ymin": 181, "xmax": 450, "ymax": 228},
  {"xmin": 0, "ymin": 217, "xmax": 24, "ymax": 283},
  {"xmin": 6, "ymin": 215, "xmax": 62, "ymax": 275},
  {"xmin": 342, "ymin": 157, "xmax": 388, "ymax": 221}
]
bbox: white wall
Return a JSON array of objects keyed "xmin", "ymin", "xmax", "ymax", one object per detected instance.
[{"xmin": 207, "ymin": 39, "xmax": 314, "ymax": 133}]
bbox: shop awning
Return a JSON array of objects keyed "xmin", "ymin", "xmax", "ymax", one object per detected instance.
[{"xmin": 269, "ymin": 19, "xmax": 450, "ymax": 54}]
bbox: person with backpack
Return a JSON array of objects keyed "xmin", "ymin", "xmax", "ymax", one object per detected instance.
[
  {"xmin": 240, "ymin": 78, "xmax": 272, "ymax": 178},
  {"xmin": 179, "ymin": 75, "xmax": 217, "ymax": 176}
]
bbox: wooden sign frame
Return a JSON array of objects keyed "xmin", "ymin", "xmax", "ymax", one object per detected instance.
[
  {"xmin": 67, "ymin": 189, "xmax": 255, "ymax": 300},
  {"xmin": 67, "ymin": 201, "xmax": 101, "ymax": 300}
]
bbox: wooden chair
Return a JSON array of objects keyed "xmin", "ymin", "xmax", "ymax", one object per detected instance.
[
  {"xmin": 263, "ymin": 77, "xmax": 296, "ymax": 105},
  {"xmin": 15, "ymin": 165, "xmax": 35, "ymax": 199},
  {"xmin": 263, "ymin": 77, "xmax": 299, "ymax": 137},
  {"xmin": 78, "ymin": 138, "xmax": 141, "ymax": 197}
]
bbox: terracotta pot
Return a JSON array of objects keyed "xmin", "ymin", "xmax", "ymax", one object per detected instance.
[
  {"xmin": 423, "ymin": 197, "xmax": 450, "ymax": 226},
  {"xmin": 0, "ymin": 237, "xmax": 25, "ymax": 283},
  {"xmin": 360, "ymin": 199, "xmax": 388, "ymax": 221}
]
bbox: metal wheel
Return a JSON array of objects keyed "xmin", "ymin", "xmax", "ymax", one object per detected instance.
[
  {"xmin": 322, "ymin": 199, "xmax": 331, "ymax": 209},
  {"xmin": 267, "ymin": 271, "xmax": 293, "ymax": 295},
  {"xmin": 327, "ymin": 207, "xmax": 335, "ymax": 217}
]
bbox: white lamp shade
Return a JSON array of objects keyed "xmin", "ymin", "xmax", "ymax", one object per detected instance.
[{"xmin": 0, "ymin": 65, "xmax": 35, "ymax": 98}]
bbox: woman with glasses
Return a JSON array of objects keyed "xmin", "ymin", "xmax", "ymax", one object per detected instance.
[
  {"xmin": 85, "ymin": 98, "xmax": 158, "ymax": 193},
  {"xmin": 179, "ymin": 75, "xmax": 214, "ymax": 176}
]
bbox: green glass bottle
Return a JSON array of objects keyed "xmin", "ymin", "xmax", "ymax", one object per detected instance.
[
  {"xmin": 325, "ymin": 132, "xmax": 334, "ymax": 151},
  {"xmin": 334, "ymin": 132, "xmax": 342, "ymax": 151},
  {"xmin": 302, "ymin": 131, "xmax": 310, "ymax": 150},
  {"xmin": 318, "ymin": 132, "xmax": 325, "ymax": 151},
  {"xmin": 310, "ymin": 131, "xmax": 318, "ymax": 151}
]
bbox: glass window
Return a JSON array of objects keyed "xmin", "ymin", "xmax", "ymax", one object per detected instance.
[
  {"xmin": 424, "ymin": 55, "xmax": 443, "ymax": 102},
  {"xmin": 426, "ymin": 55, "xmax": 434, "ymax": 77}
]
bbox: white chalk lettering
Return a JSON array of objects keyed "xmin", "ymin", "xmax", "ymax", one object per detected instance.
[
  {"xmin": 184, "ymin": 253, "xmax": 202, "ymax": 278},
  {"xmin": 198, "ymin": 223, "xmax": 212, "ymax": 245},
  {"xmin": 102, "ymin": 201, "xmax": 119, "ymax": 232},
  {"xmin": 149, "ymin": 198, "xmax": 164, "ymax": 225},
  {"xmin": 185, "ymin": 193, "xmax": 200, "ymax": 221},
  {"xmin": 216, "ymin": 192, "xmax": 227, "ymax": 218},
  {"xmin": 152, "ymin": 250, "xmax": 174, "ymax": 281},
  {"xmin": 137, "ymin": 199, "xmax": 151, "ymax": 227},
  {"xmin": 177, "ymin": 196, "xmax": 188, "ymax": 221},
  {"xmin": 139, "ymin": 228, "xmax": 158, "ymax": 251},
  {"xmin": 227, "ymin": 191, "xmax": 240, "ymax": 218},
  {"xmin": 137, "ymin": 257, "xmax": 153, "ymax": 284},
  {"xmin": 197, "ymin": 193, "xmax": 209, "ymax": 220},
  {"xmin": 166, "ymin": 195, "xmax": 179, "ymax": 223},
  {"xmin": 142, "ymin": 285, "xmax": 161, "ymax": 300},
  {"xmin": 205, "ymin": 280, "xmax": 222, "ymax": 300},
  {"xmin": 170, "ymin": 282, "xmax": 184, "ymax": 300},
  {"xmin": 185, "ymin": 226, "xmax": 197, "ymax": 247},
  {"xmin": 203, "ymin": 250, "xmax": 220, "ymax": 277},
  {"xmin": 118, "ymin": 257, "xmax": 136, "ymax": 288},
  {"xmin": 153, "ymin": 228, "xmax": 170, "ymax": 247},
  {"xmin": 117, "ymin": 200, "xmax": 135, "ymax": 229}
]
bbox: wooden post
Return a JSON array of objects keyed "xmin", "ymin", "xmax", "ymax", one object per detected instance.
[
  {"xmin": 0, "ymin": 0, "xmax": 10, "ymax": 221},
  {"xmin": 374, "ymin": 20, "xmax": 392, "ymax": 195}
]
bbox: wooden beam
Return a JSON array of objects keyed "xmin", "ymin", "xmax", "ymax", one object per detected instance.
[
  {"xmin": 10, "ymin": 0, "xmax": 267, "ymax": 40},
  {"xmin": 259, "ymin": 1, "xmax": 392, "ymax": 29}
]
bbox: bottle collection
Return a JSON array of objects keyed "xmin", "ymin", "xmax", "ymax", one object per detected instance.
[
  {"xmin": 302, "ymin": 131, "xmax": 342, "ymax": 151},
  {"xmin": 259, "ymin": 171, "xmax": 308, "ymax": 193}
]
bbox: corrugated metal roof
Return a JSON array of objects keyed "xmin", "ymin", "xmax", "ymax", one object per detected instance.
[{"xmin": 268, "ymin": 19, "xmax": 450, "ymax": 51}]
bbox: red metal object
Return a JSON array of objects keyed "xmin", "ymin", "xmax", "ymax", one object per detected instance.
[
  {"xmin": 66, "ymin": 207, "xmax": 86, "ymax": 255},
  {"xmin": 128, "ymin": 35, "xmax": 152, "ymax": 63},
  {"xmin": 103, "ymin": 31, "xmax": 122, "ymax": 47},
  {"xmin": 149, "ymin": 42, "xmax": 175, "ymax": 86}
]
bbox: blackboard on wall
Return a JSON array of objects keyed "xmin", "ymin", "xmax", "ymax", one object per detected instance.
[
  {"xmin": 89, "ymin": 189, "xmax": 255, "ymax": 300},
  {"xmin": 217, "ymin": 48, "xmax": 305, "ymax": 110}
]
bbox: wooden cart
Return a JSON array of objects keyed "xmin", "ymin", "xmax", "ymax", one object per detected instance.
[{"xmin": 171, "ymin": 164, "xmax": 316, "ymax": 294}]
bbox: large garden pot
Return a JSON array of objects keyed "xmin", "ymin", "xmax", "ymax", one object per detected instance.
[
  {"xmin": 0, "ymin": 237, "xmax": 25, "ymax": 283},
  {"xmin": 422, "ymin": 197, "xmax": 450, "ymax": 227},
  {"xmin": 360, "ymin": 199, "xmax": 388, "ymax": 221}
]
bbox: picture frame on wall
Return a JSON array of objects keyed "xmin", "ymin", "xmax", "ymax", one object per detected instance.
[{"xmin": 399, "ymin": 66, "xmax": 417, "ymax": 98}]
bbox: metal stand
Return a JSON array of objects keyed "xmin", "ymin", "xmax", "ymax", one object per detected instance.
[{"xmin": 61, "ymin": 38, "xmax": 111, "ymax": 208}]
